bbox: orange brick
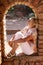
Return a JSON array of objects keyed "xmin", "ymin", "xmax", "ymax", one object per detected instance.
[
  {"xmin": 39, "ymin": 20, "xmax": 43, "ymax": 25},
  {"xmin": 38, "ymin": 13, "xmax": 43, "ymax": 19},
  {"xmin": 36, "ymin": 62, "xmax": 41, "ymax": 65},
  {"xmin": 37, "ymin": 5, "xmax": 43, "ymax": 13},
  {"xmin": 29, "ymin": 62, "xmax": 34, "ymax": 65},
  {"xmin": 2, "ymin": 62, "xmax": 12, "ymax": 65},
  {"xmin": 38, "ymin": 35, "xmax": 43, "ymax": 40},
  {"xmin": 38, "ymin": 43, "xmax": 43, "ymax": 48},
  {"xmin": 38, "ymin": 52, "xmax": 43, "ymax": 55},
  {"xmin": 39, "ymin": 25, "xmax": 43, "ymax": 31},
  {"xmin": 20, "ymin": 59, "xmax": 26, "ymax": 65},
  {"xmin": 39, "ymin": 32, "xmax": 43, "ymax": 35},
  {"xmin": 39, "ymin": 49, "xmax": 43, "ymax": 52},
  {"xmin": 14, "ymin": 60, "xmax": 19, "ymax": 65},
  {"xmin": 38, "ymin": 40, "xmax": 43, "ymax": 44}
]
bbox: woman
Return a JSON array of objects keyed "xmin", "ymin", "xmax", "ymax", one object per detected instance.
[{"xmin": 6, "ymin": 17, "xmax": 37, "ymax": 58}]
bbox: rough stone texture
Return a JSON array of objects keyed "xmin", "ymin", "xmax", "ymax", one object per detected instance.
[
  {"xmin": 2, "ymin": 62, "xmax": 12, "ymax": 65},
  {"xmin": 0, "ymin": 0, "xmax": 43, "ymax": 65}
]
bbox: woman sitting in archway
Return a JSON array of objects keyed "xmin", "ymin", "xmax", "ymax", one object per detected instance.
[{"xmin": 6, "ymin": 16, "xmax": 37, "ymax": 58}]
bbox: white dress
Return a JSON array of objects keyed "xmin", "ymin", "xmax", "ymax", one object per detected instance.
[{"xmin": 10, "ymin": 26, "xmax": 37, "ymax": 56}]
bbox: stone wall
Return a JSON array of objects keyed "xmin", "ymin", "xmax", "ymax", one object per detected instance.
[{"xmin": 0, "ymin": 0, "xmax": 43, "ymax": 65}]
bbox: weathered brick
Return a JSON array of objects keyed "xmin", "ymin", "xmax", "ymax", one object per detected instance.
[
  {"xmin": 39, "ymin": 49, "xmax": 43, "ymax": 52},
  {"xmin": 0, "ymin": 6, "xmax": 5, "ymax": 14},
  {"xmin": 0, "ymin": 35, "xmax": 1, "ymax": 40},
  {"xmin": 0, "ymin": 52, "xmax": 2, "ymax": 64},
  {"xmin": 40, "ymin": 62, "xmax": 43, "ymax": 65},
  {"xmin": 29, "ymin": 62, "xmax": 34, "ymax": 65},
  {"xmin": 20, "ymin": 59, "xmax": 26, "ymax": 65},
  {"xmin": 0, "ymin": 42, "xmax": 1, "ymax": 50},
  {"xmin": 38, "ymin": 53, "xmax": 43, "ymax": 55},
  {"xmin": 30, "ymin": 0, "xmax": 40, "ymax": 7},
  {"xmin": 38, "ymin": 35, "xmax": 43, "ymax": 40},
  {"xmin": 2, "ymin": 62, "xmax": 12, "ymax": 65},
  {"xmin": 39, "ymin": 25, "xmax": 43, "ymax": 31},
  {"xmin": 14, "ymin": 60, "xmax": 19, "ymax": 65},
  {"xmin": 36, "ymin": 62, "xmax": 41, "ymax": 65},
  {"xmin": 38, "ymin": 43, "xmax": 43, "ymax": 48},
  {"xmin": 0, "ymin": 0, "xmax": 43, "ymax": 65},
  {"xmin": 39, "ymin": 25, "xmax": 43, "ymax": 28},
  {"xmin": 38, "ymin": 40, "xmax": 43, "ymax": 44},
  {"xmin": 39, "ymin": 32, "xmax": 43, "ymax": 35},
  {"xmin": 39, "ymin": 20, "xmax": 43, "ymax": 25},
  {"xmin": 37, "ymin": 5, "xmax": 43, "ymax": 13},
  {"xmin": 38, "ymin": 13, "xmax": 43, "ymax": 19},
  {"xmin": 0, "ymin": 22, "xmax": 2, "ymax": 28}
]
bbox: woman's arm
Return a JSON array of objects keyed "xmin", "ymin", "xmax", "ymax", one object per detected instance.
[{"xmin": 9, "ymin": 35, "xmax": 33, "ymax": 47}]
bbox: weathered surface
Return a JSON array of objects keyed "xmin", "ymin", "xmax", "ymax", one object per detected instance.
[{"xmin": 0, "ymin": 0, "xmax": 43, "ymax": 65}]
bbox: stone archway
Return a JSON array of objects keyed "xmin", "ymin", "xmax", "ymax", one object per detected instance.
[{"xmin": 0, "ymin": 0, "xmax": 43, "ymax": 65}]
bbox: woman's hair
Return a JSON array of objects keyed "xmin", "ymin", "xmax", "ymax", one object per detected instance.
[
  {"xmin": 28, "ymin": 17, "xmax": 36, "ymax": 22},
  {"xmin": 28, "ymin": 17, "xmax": 38, "ymax": 28}
]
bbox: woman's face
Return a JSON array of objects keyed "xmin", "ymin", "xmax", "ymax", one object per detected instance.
[{"xmin": 28, "ymin": 19, "xmax": 35, "ymax": 28}]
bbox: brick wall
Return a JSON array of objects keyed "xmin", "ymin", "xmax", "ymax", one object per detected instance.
[{"xmin": 0, "ymin": 0, "xmax": 43, "ymax": 65}]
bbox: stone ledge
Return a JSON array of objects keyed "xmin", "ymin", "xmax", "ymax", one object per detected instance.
[{"xmin": 3, "ymin": 56, "xmax": 43, "ymax": 62}]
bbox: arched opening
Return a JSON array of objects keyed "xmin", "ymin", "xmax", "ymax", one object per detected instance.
[{"xmin": 3, "ymin": 4, "xmax": 38, "ymax": 58}]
